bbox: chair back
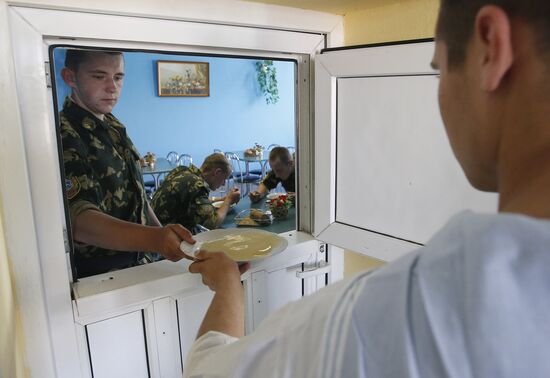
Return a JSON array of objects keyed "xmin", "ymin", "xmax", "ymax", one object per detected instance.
[
  {"xmin": 224, "ymin": 152, "xmax": 243, "ymax": 181},
  {"xmin": 177, "ymin": 154, "xmax": 193, "ymax": 167},
  {"xmin": 286, "ymin": 146, "xmax": 296, "ymax": 160},
  {"xmin": 166, "ymin": 151, "xmax": 179, "ymax": 165},
  {"xmin": 225, "ymin": 153, "xmax": 261, "ymax": 182}
]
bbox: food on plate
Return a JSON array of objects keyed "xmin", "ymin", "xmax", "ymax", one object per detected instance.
[
  {"xmin": 200, "ymin": 231, "xmax": 283, "ymax": 261},
  {"xmin": 237, "ymin": 217, "xmax": 261, "ymax": 226},
  {"xmin": 235, "ymin": 209, "xmax": 272, "ymax": 227},
  {"xmin": 250, "ymin": 209, "xmax": 270, "ymax": 222}
]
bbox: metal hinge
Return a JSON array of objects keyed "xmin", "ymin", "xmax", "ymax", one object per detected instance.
[{"xmin": 45, "ymin": 61, "xmax": 52, "ymax": 88}]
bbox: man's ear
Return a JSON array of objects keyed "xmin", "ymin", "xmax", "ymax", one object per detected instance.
[
  {"xmin": 474, "ymin": 5, "xmax": 513, "ymax": 91},
  {"xmin": 61, "ymin": 67, "xmax": 77, "ymax": 88}
]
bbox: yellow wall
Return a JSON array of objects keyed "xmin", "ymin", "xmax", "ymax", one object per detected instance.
[
  {"xmin": 341, "ymin": 0, "xmax": 439, "ymax": 276},
  {"xmin": 345, "ymin": 0, "xmax": 439, "ymax": 46},
  {"xmin": 0, "ymin": 202, "xmax": 28, "ymax": 378}
]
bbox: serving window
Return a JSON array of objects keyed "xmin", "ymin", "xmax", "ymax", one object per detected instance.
[{"xmin": 50, "ymin": 45, "xmax": 299, "ymax": 280}]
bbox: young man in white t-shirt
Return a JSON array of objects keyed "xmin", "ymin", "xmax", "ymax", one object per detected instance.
[{"xmin": 183, "ymin": 1, "xmax": 550, "ymax": 376}]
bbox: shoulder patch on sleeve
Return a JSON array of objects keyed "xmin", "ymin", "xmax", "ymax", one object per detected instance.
[{"xmin": 65, "ymin": 177, "xmax": 81, "ymax": 200}]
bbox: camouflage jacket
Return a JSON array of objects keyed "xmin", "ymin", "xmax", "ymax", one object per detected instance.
[
  {"xmin": 261, "ymin": 170, "xmax": 296, "ymax": 192},
  {"xmin": 60, "ymin": 97, "xmax": 150, "ymax": 278},
  {"xmin": 151, "ymin": 165, "xmax": 218, "ymax": 231}
]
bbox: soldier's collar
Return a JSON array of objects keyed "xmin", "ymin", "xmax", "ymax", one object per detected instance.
[{"xmin": 63, "ymin": 96, "xmax": 112, "ymax": 130}]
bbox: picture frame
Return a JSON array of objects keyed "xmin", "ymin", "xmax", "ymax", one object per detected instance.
[{"xmin": 157, "ymin": 60, "xmax": 210, "ymax": 97}]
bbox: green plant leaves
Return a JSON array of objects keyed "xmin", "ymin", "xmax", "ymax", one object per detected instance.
[{"xmin": 256, "ymin": 60, "xmax": 279, "ymax": 105}]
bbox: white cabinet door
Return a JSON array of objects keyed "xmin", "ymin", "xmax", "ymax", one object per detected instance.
[
  {"xmin": 314, "ymin": 40, "xmax": 498, "ymax": 262},
  {"xmin": 175, "ymin": 289, "xmax": 215, "ymax": 370},
  {"xmin": 86, "ymin": 311, "xmax": 149, "ymax": 378},
  {"xmin": 248, "ymin": 267, "xmax": 302, "ymax": 330}
]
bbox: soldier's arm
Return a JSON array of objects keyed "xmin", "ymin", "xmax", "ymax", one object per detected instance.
[
  {"xmin": 73, "ymin": 209, "xmax": 194, "ymax": 261},
  {"xmin": 213, "ymin": 203, "xmax": 233, "ymax": 228},
  {"xmin": 249, "ymin": 183, "xmax": 268, "ymax": 203}
]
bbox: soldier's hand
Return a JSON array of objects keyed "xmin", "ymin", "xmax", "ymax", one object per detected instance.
[
  {"xmin": 227, "ymin": 188, "xmax": 241, "ymax": 204},
  {"xmin": 249, "ymin": 191, "xmax": 262, "ymax": 203},
  {"xmin": 158, "ymin": 224, "xmax": 195, "ymax": 261}
]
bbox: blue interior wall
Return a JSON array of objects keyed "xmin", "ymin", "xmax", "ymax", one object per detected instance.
[{"xmin": 53, "ymin": 49, "xmax": 296, "ymax": 165}]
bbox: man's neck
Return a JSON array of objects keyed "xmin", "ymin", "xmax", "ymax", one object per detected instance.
[
  {"xmin": 70, "ymin": 93, "xmax": 105, "ymax": 121},
  {"xmin": 497, "ymin": 106, "xmax": 550, "ymax": 218}
]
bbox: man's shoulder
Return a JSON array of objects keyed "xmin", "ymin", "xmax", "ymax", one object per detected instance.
[
  {"xmin": 164, "ymin": 166, "xmax": 206, "ymax": 191},
  {"xmin": 104, "ymin": 113, "xmax": 126, "ymax": 130},
  {"xmin": 359, "ymin": 212, "xmax": 550, "ymax": 287},
  {"xmin": 420, "ymin": 211, "xmax": 550, "ymax": 265}
]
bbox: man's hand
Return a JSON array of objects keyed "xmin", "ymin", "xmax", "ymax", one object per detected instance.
[
  {"xmin": 249, "ymin": 190, "xmax": 263, "ymax": 203},
  {"xmin": 189, "ymin": 251, "xmax": 250, "ymax": 292},
  {"xmin": 158, "ymin": 224, "xmax": 196, "ymax": 261},
  {"xmin": 189, "ymin": 251, "xmax": 250, "ymax": 338},
  {"xmin": 226, "ymin": 188, "xmax": 241, "ymax": 205}
]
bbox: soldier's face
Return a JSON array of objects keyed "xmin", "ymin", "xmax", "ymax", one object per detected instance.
[
  {"xmin": 208, "ymin": 169, "xmax": 229, "ymax": 190},
  {"xmin": 62, "ymin": 53, "xmax": 125, "ymax": 119},
  {"xmin": 270, "ymin": 159, "xmax": 293, "ymax": 180}
]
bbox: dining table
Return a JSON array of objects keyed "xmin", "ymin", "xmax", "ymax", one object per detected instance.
[
  {"xmin": 220, "ymin": 194, "xmax": 296, "ymax": 234},
  {"xmin": 141, "ymin": 157, "xmax": 176, "ymax": 189}
]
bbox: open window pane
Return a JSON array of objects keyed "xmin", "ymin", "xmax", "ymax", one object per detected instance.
[{"xmin": 50, "ymin": 46, "xmax": 298, "ymax": 279}]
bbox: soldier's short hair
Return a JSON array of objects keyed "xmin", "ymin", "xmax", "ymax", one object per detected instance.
[
  {"xmin": 269, "ymin": 147, "xmax": 292, "ymax": 164},
  {"xmin": 437, "ymin": 0, "xmax": 550, "ymax": 69},
  {"xmin": 65, "ymin": 49, "xmax": 124, "ymax": 72},
  {"xmin": 201, "ymin": 153, "xmax": 231, "ymax": 175}
]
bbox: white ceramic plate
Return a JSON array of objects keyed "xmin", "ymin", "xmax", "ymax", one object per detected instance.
[
  {"xmin": 212, "ymin": 200, "xmax": 236, "ymax": 209},
  {"xmin": 193, "ymin": 228, "xmax": 288, "ymax": 262}
]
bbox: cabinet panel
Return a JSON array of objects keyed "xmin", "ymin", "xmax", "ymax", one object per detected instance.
[
  {"xmin": 175, "ymin": 290, "xmax": 214, "ymax": 369},
  {"xmin": 86, "ymin": 311, "xmax": 148, "ymax": 378},
  {"xmin": 250, "ymin": 266, "xmax": 303, "ymax": 329}
]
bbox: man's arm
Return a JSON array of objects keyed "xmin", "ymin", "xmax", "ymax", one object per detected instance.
[
  {"xmin": 189, "ymin": 251, "xmax": 249, "ymax": 338},
  {"xmin": 73, "ymin": 209, "xmax": 194, "ymax": 261},
  {"xmin": 249, "ymin": 183, "xmax": 269, "ymax": 203},
  {"xmin": 213, "ymin": 188, "xmax": 241, "ymax": 228}
]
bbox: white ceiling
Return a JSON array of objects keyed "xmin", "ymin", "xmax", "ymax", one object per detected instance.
[{"xmin": 242, "ymin": 0, "xmax": 400, "ymax": 15}]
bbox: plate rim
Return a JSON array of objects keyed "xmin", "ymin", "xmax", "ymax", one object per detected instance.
[
  {"xmin": 194, "ymin": 228, "xmax": 288, "ymax": 262},
  {"xmin": 212, "ymin": 200, "xmax": 236, "ymax": 209}
]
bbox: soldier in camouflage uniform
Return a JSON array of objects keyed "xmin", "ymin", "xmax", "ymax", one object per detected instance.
[
  {"xmin": 249, "ymin": 146, "xmax": 295, "ymax": 203},
  {"xmin": 152, "ymin": 153, "xmax": 240, "ymax": 232},
  {"xmin": 60, "ymin": 49, "xmax": 192, "ymax": 278}
]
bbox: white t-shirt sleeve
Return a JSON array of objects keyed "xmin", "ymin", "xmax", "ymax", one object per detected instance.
[{"xmin": 182, "ymin": 276, "xmax": 361, "ymax": 378}]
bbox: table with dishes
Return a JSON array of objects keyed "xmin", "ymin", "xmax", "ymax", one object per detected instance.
[{"xmin": 219, "ymin": 193, "xmax": 296, "ymax": 234}]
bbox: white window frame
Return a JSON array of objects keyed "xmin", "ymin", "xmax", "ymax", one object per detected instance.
[
  {"xmin": 314, "ymin": 41, "xmax": 438, "ymax": 262},
  {"xmin": 3, "ymin": 4, "xmax": 342, "ymax": 377}
]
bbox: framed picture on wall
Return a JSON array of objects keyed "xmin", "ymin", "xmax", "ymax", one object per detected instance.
[{"xmin": 157, "ymin": 60, "xmax": 210, "ymax": 97}]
